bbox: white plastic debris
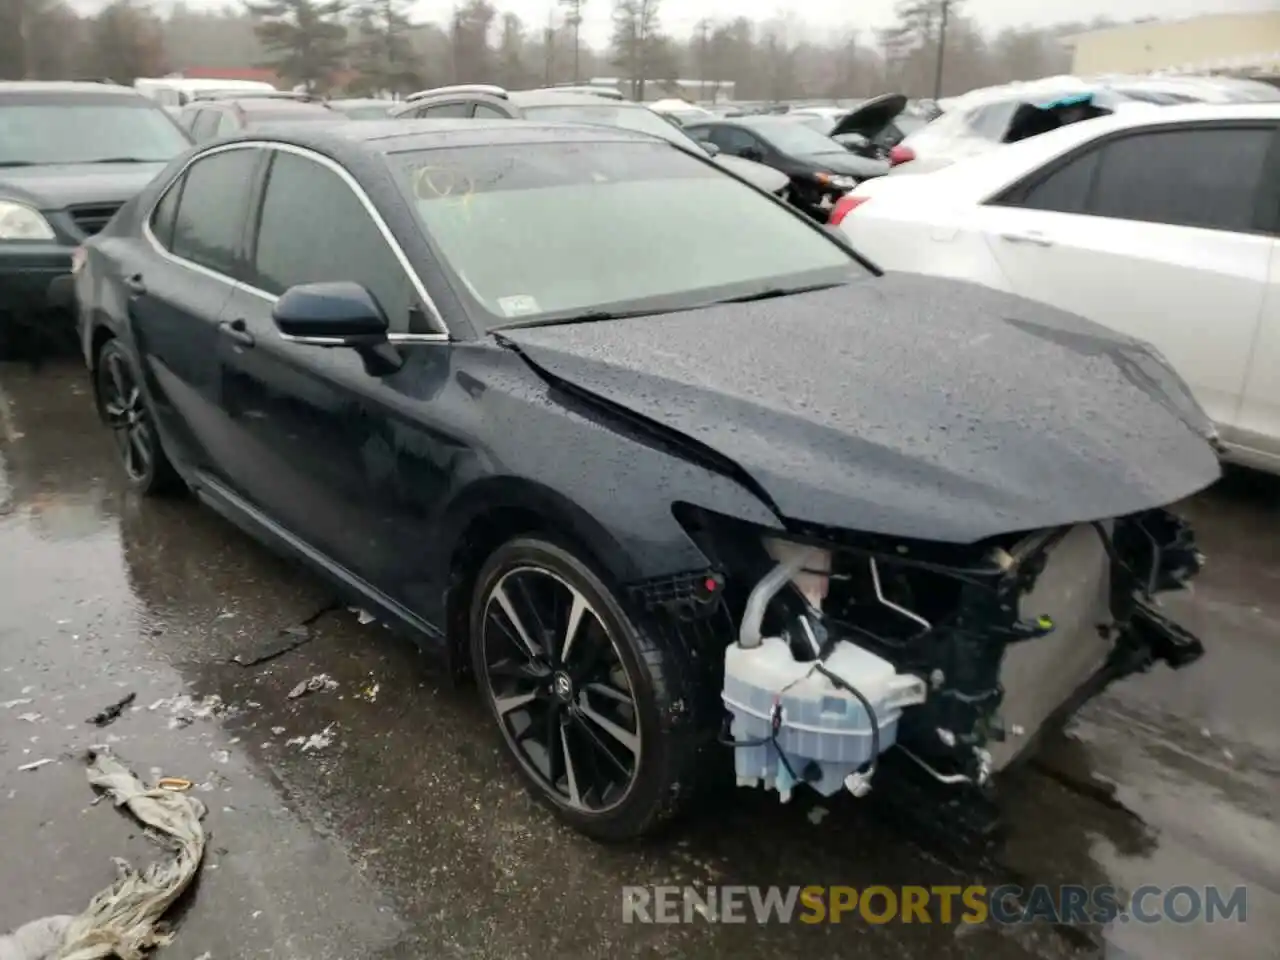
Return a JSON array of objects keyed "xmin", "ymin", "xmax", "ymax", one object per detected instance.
[
  {"xmin": 17, "ymin": 759, "xmax": 56, "ymax": 772},
  {"xmin": 0, "ymin": 915, "xmax": 73, "ymax": 960},
  {"xmin": 348, "ymin": 607, "xmax": 376, "ymax": 625},
  {"xmin": 0, "ymin": 752, "xmax": 208, "ymax": 960},
  {"xmin": 16, "ymin": 713, "xmax": 41, "ymax": 723},
  {"xmin": 286, "ymin": 724, "xmax": 336, "ymax": 753},
  {"xmin": 287, "ymin": 674, "xmax": 338, "ymax": 700},
  {"xmin": 2, "ymin": 698, "xmax": 34, "ymax": 710}
]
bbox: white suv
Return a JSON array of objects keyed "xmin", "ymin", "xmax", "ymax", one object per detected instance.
[{"xmin": 835, "ymin": 103, "xmax": 1280, "ymax": 472}]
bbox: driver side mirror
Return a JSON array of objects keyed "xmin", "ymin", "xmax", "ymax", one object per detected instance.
[
  {"xmin": 699, "ymin": 140, "xmax": 720, "ymax": 157},
  {"xmin": 273, "ymin": 281, "xmax": 389, "ymax": 344},
  {"xmin": 273, "ymin": 281, "xmax": 404, "ymax": 375},
  {"xmin": 740, "ymin": 146, "xmax": 764, "ymax": 162}
]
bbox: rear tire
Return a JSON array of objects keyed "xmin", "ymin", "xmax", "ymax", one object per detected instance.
[
  {"xmin": 94, "ymin": 338, "xmax": 181, "ymax": 497},
  {"xmin": 469, "ymin": 536, "xmax": 704, "ymax": 842}
]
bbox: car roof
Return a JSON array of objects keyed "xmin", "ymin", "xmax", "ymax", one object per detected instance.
[
  {"xmin": 0, "ymin": 80, "xmax": 141, "ymax": 96},
  {"xmin": 235, "ymin": 97, "xmax": 334, "ymax": 113},
  {"xmin": 507, "ymin": 90, "xmax": 646, "ymax": 109},
  {"xmin": 222, "ymin": 117, "xmax": 665, "ymax": 154},
  {"xmin": 704, "ymin": 114, "xmax": 785, "ymax": 126}
]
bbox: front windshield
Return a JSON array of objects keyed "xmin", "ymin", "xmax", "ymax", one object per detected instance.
[
  {"xmin": 796, "ymin": 116, "xmax": 836, "ymax": 134},
  {"xmin": 0, "ymin": 96, "xmax": 190, "ymax": 165},
  {"xmin": 521, "ymin": 103, "xmax": 696, "ymax": 149},
  {"xmin": 750, "ymin": 121, "xmax": 844, "ymax": 155},
  {"xmin": 394, "ymin": 141, "xmax": 860, "ymax": 329}
]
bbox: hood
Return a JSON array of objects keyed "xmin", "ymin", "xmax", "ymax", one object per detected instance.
[
  {"xmin": 831, "ymin": 93, "xmax": 908, "ymax": 138},
  {"xmin": 797, "ymin": 150, "xmax": 889, "ymax": 180},
  {"xmin": 0, "ymin": 163, "xmax": 168, "ymax": 211},
  {"xmin": 713, "ymin": 154, "xmax": 790, "ymax": 193},
  {"xmin": 501, "ymin": 274, "xmax": 1219, "ymax": 543}
]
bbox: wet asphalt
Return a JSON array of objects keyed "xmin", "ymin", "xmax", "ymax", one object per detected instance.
[{"xmin": 0, "ymin": 361, "xmax": 1277, "ymax": 960}]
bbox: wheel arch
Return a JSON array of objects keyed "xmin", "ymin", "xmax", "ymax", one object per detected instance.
[{"xmin": 437, "ymin": 476, "xmax": 643, "ymax": 677}]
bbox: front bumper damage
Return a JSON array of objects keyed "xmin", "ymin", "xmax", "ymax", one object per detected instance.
[{"xmin": 636, "ymin": 507, "xmax": 1205, "ymax": 840}]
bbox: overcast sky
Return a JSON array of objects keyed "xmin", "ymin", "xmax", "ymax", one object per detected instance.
[{"xmin": 69, "ymin": 0, "xmax": 1276, "ymax": 49}]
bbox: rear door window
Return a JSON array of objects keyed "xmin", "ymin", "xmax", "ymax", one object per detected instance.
[
  {"xmin": 213, "ymin": 111, "xmax": 240, "ymax": 137},
  {"xmin": 250, "ymin": 150, "xmax": 419, "ymax": 332},
  {"xmin": 473, "ymin": 102, "xmax": 510, "ymax": 119},
  {"xmin": 170, "ymin": 147, "xmax": 261, "ymax": 277},
  {"xmin": 421, "ymin": 101, "xmax": 471, "ymax": 118},
  {"xmin": 717, "ymin": 127, "xmax": 764, "ymax": 156},
  {"xmin": 150, "ymin": 176, "xmax": 184, "ymax": 249},
  {"xmin": 1087, "ymin": 127, "xmax": 1273, "ymax": 233},
  {"xmin": 190, "ymin": 109, "xmax": 220, "ymax": 142},
  {"xmin": 967, "ymin": 101, "xmax": 1017, "ymax": 141}
]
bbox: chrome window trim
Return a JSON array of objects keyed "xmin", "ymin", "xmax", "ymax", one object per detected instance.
[{"xmin": 140, "ymin": 139, "xmax": 451, "ymax": 342}]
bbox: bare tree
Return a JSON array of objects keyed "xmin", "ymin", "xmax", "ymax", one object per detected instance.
[
  {"xmin": 348, "ymin": 0, "xmax": 420, "ymax": 94},
  {"xmin": 245, "ymin": 0, "xmax": 349, "ymax": 92},
  {"xmin": 83, "ymin": 0, "xmax": 169, "ymax": 84},
  {"xmin": 165, "ymin": 5, "xmax": 264, "ymax": 71},
  {"xmin": 495, "ymin": 12, "xmax": 533, "ymax": 89},
  {"xmin": 0, "ymin": 0, "xmax": 33, "ymax": 79},
  {"xmin": 10, "ymin": 1, "xmax": 85, "ymax": 80},
  {"xmin": 610, "ymin": 0, "xmax": 663, "ymax": 101},
  {"xmin": 450, "ymin": 0, "xmax": 496, "ymax": 83},
  {"xmin": 8, "ymin": 0, "xmax": 1097, "ymax": 103}
]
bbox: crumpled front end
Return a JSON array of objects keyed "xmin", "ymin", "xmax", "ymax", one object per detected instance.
[{"xmin": 638, "ymin": 505, "xmax": 1205, "ymax": 840}]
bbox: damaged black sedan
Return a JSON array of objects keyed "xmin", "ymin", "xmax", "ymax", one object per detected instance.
[{"xmin": 73, "ymin": 120, "xmax": 1218, "ymax": 842}]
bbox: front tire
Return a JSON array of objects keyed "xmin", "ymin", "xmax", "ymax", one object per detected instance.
[
  {"xmin": 95, "ymin": 339, "xmax": 181, "ymax": 496},
  {"xmin": 469, "ymin": 537, "xmax": 702, "ymax": 841}
]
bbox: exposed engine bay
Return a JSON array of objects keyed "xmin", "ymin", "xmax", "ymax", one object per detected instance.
[{"xmin": 642, "ymin": 507, "xmax": 1205, "ymax": 839}]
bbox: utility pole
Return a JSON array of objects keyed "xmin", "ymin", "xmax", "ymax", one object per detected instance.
[
  {"xmin": 544, "ymin": 6, "xmax": 555, "ymax": 86},
  {"xmin": 932, "ymin": 0, "xmax": 950, "ymax": 99},
  {"xmin": 695, "ymin": 18, "xmax": 710, "ymax": 101}
]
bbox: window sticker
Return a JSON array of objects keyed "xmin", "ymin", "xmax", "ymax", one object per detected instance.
[{"xmin": 497, "ymin": 295, "xmax": 540, "ymax": 317}]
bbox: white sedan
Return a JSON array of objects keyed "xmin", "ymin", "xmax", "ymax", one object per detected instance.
[{"xmin": 833, "ymin": 102, "xmax": 1280, "ymax": 474}]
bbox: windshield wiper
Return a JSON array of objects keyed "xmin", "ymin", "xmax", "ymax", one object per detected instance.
[
  {"xmin": 0, "ymin": 161, "xmax": 38, "ymax": 168},
  {"xmin": 494, "ymin": 282, "xmax": 850, "ymax": 330},
  {"xmin": 80, "ymin": 157, "xmax": 168, "ymax": 164},
  {"xmin": 493, "ymin": 304, "xmax": 697, "ymax": 331},
  {"xmin": 710, "ymin": 281, "xmax": 846, "ymax": 305}
]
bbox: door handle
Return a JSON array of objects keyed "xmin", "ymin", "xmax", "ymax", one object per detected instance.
[
  {"xmin": 998, "ymin": 231, "xmax": 1054, "ymax": 248},
  {"xmin": 124, "ymin": 273, "xmax": 146, "ymax": 295},
  {"xmin": 218, "ymin": 318, "xmax": 255, "ymax": 348}
]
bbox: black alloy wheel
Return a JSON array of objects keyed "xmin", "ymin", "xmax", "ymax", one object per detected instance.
[
  {"xmin": 470, "ymin": 537, "xmax": 704, "ymax": 841},
  {"xmin": 95, "ymin": 339, "xmax": 180, "ymax": 495}
]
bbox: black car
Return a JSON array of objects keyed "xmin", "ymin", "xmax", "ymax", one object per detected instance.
[
  {"xmin": 683, "ymin": 115, "xmax": 888, "ymax": 220},
  {"xmin": 825, "ymin": 93, "xmax": 930, "ymax": 160},
  {"xmin": 390, "ymin": 88, "xmax": 791, "ymax": 198},
  {"xmin": 0, "ymin": 81, "xmax": 192, "ymax": 360},
  {"xmin": 75, "ymin": 119, "xmax": 1215, "ymax": 843},
  {"xmin": 179, "ymin": 92, "xmax": 346, "ymax": 143}
]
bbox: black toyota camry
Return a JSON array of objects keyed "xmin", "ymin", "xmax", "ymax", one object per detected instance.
[{"xmin": 74, "ymin": 119, "xmax": 1217, "ymax": 843}]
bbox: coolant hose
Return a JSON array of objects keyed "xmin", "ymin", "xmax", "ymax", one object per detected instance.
[{"xmin": 739, "ymin": 551, "xmax": 813, "ymax": 648}]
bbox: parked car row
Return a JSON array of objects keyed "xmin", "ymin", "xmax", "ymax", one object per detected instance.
[
  {"xmin": 0, "ymin": 81, "xmax": 194, "ymax": 358},
  {"xmin": 837, "ymin": 101, "xmax": 1280, "ymax": 472}
]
